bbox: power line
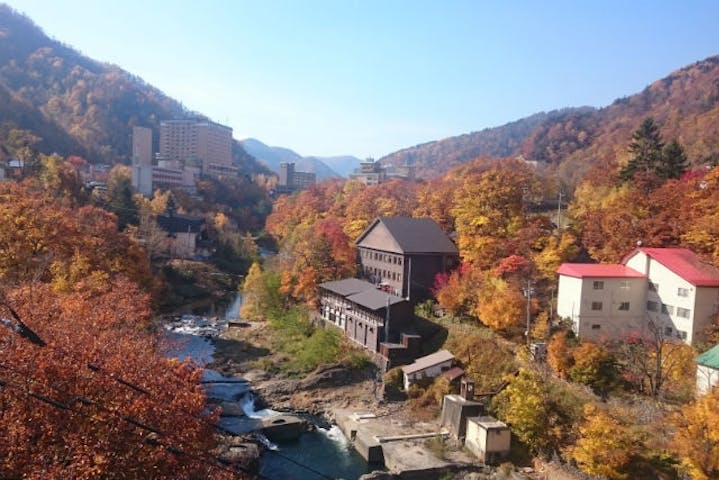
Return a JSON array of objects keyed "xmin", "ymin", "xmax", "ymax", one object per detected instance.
[
  {"xmin": 0, "ymin": 369, "xmax": 248, "ymax": 479},
  {"xmin": 1, "ymin": 307, "xmax": 341, "ymax": 480}
]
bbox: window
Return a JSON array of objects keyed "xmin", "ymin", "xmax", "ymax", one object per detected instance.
[
  {"xmin": 593, "ymin": 281, "xmax": 604, "ymax": 290},
  {"xmin": 619, "ymin": 280, "xmax": 631, "ymax": 289},
  {"xmin": 647, "ymin": 301, "xmax": 659, "ymax": 312},
  {"xmin": 661, "ymin": 304, "xmax": 674, "ymax": 315},
  {"xmin": 649, "ymin": 282, "xmax": 659, "ymax": 292},
  {"xmin": 664, "ymin": 327, "xmax": 673, "ymax": 336},
  {"xmin": 677, "ymin": 330, "xmax": 688, "ymax": 340},
  {"xmin": 677, "ymin": 287, "xmax": 689, "ymax": 297},
  {"xmin": 591, "ymin": 324, "xmax": 601, "ymax": 330},
  {"xmin": 591, "ymin": 302, "xmax": 603, "ymax": 311},
  {"xmin": 618, "ymin": 302, "xmax": 630, "ymax": 311},
  {"xmin": 677, "ymin": 307, "xmax": 691, "ymax": 319}
]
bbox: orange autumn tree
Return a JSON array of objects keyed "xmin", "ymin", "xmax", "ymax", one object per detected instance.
[
  {"xmin": 278, "ymin": 217, "xmax": 357, "ymax": 306},
  {"xmin": 0, "ymin": 282, "xmax": 233, "ymax": 480},
  {"xmin": 0, "ymin": 182, "xmax": 152, "ymax": 290},
  {"xmin": 0, "ymin": 181, "xmax": 235, "ymax": 478}
]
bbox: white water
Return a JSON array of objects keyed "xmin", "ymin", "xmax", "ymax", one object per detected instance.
[
  {"xmin": 318, "ymin": 425, "xmax": 350, "ymax": 449},
  {"xmin": 239, "ymin": 392, "xmax": 280, "ymax": 419}
]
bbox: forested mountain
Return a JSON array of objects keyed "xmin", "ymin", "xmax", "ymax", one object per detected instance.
[
  {"xmin": 241, "ymin": 138, "xmax": 361, "ymax": 178},
  {"xmin": 381, "ymin": 56, "xmax": 719, "ymax": 184},
  {"xmin": 310, "ymin": 154, "xmax": 361, "ymax": 177},
  {"xmin": 0, "ymin": 5, "xmax": 267, "ymax": 174}
]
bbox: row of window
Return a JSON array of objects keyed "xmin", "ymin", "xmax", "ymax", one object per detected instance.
[
  {"xmin": 364, "ymin": 266, "xmax": 402, "ymax": 283},
  {"xmin": 593, "ymin": 280, "xmax": 691, "ymax": 298},
  {"xmin": 647, "ymin": 301, "xmax": 691, "ymax": 318},
  {"xmin": 590, "ymin": 300, "xmax": 691, "ymax": 318},
  {"xmin": 361, "ymin": 249, "xmax": 403, "ymax": 266},
  {"xmin": 589, "ymin": 323, "xmax": 688, "ymax": 340},
  {"xmin": 591, "ymin": 301, "xmax": 630, "ymax": 311},
  {"xmin": 593, "ymin": 280, "xmax": 631, "ymax": 290}
]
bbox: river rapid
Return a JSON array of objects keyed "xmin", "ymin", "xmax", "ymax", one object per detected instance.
[{"xmin": 163, "ymin": 294, "xmax": 371, "ymax": 480}]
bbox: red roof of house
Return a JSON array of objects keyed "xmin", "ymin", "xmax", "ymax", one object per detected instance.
[
  {"xmin": 556, "ymin": 263, "xmax": 646, "ymax": 279},
  {"xmin": 624, "ymin": 248, "xmax": 719, "ymax": 287}
]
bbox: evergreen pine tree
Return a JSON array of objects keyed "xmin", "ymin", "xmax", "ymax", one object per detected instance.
[
  {"xmin": 659, "ymin": 140, "xmax": 688, "ymax": 180},
  {"xmin": 107, "ymin": 175, "xmax": 137, "ymax": 229},
  {"xmin": 619, "ymin": 118, "xmax": 664, "ymax": 182}
]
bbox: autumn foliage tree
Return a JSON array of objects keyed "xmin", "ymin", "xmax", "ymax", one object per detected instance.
[
  {"xmin": 569, "ymin": 404, "xmax": 639, "ymax": 479},
  {"xmin": 0, "ymin": 283, "xmax": 231, "ymax": 479},
  {"xmin": 0, "ymin": 180, "xmax": 235, "ymax": 478},
  {"xmin": 671, "ymin": 388, "xmax": 719, "ymax": 480}
]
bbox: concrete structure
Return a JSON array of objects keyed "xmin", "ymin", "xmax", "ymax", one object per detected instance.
[
  {"xmin": 356, "ymin": 217, "xmax": 459, "ymax": 300},
  {"xmin": 557, "ymin": 248, "xmax": 719, "ymax": 344},
  {"xmin": 350, "ymin": 159, "xmax": 415, "ymax": 185},
  {"xmin": 625, "ymin": 248, "xmax": 719, "ymax": 344},
  {"xmin": 440, "ymin": 393, "xmax": 485, "ymax": 440},
  {"xmin": 132, "ymin": 121, "xmax": 235, "ymax": 197},
  {"xmin": 160, "ymin": 119, "xmax": 233, "ymax": 176},
  {"xmin": 318, "ymin": 278, "xmax": 413, "ymax": 356},
  {"xmin": 350, "ymin": 159, "xmax": 387, "ymax": 185},
  {"xmin": 401, "ymin": 350, "xmax": 454, "ymax": 390},
  {"xmin": 333, "ymin": 408, "xmax": 457, "ymax": 477},
  {"xmin": 696, "ymin": 344, "xmax": 719, "ymax": 395},
  {"xmin": 277, "ymin": 162, "xmax": 316, "ymax": 193},
  {"xmin": 131, "ymin": 126, "xmax": 154, "ymax": 196},
  {"xmin": 465, "ymin": 416, "xmax": 510, "ymax": 464},
  {"xmin": 260, "ymin": 414, "xmax": 310, "ymax": 442},
  {"xmin": 556, "ymin": 264, "xmax": 647, "ymax": 341}
]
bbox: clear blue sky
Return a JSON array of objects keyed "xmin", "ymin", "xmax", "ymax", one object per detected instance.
[{"xmin": 9, "ymin": 0, "xmax": 719, "ymax": 159}]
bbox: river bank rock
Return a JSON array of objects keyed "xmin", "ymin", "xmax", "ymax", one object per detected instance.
[
  {"xmin": 359, "ymin": 471, "xmax": 397, "ymax": 480},
  {"xmin": 214, "ymin": 435, "xmax": 261, "ymax": 473}
]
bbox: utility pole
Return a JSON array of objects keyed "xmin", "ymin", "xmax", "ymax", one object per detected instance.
[
  {"xmin": 556, "ymin": 190, "xmax": 563, "ymax": 231},
  {"xmin": 523, "ymin": 279, "xmax": 533, "ymax": 347}
]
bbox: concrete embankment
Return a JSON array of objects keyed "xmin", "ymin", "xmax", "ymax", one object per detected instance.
[{"xmin": 334, "ymin": 408, "xmax": 469, "ymax": 480}]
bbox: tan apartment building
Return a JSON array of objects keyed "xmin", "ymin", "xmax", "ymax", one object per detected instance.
[{"xmin": 159, "ymin": 120, "xmax": 233, "ymax": 176}]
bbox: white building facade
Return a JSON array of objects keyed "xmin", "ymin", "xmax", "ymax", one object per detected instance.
[
  {"xmin": 556, "ymin": 264, "xmax": 647, "ymax": 341},
  {"xmin": 557, "ymin": 248, "xmax": 719, "ymax": 344}
]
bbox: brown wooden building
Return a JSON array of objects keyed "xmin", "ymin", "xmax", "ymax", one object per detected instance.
[
  {"xmin": 355, "ymin": 217, "xmax": 459, "ymax": 300},
  {"xmin": 318, "ymin": 278, "xmax": 413, "ymax": 353}
]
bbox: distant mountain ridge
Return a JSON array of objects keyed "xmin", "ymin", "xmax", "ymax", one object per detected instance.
[
  {"xmin": 381, "ymin": 56, "xmax": 719, "ymax": 182},
  {"xmin": 0, "ymin": 4, "xmax": 268, "ymax": 174},
  {"xmin": 241, "ymin": 138, "xmax": 361, "ymax": 178}
]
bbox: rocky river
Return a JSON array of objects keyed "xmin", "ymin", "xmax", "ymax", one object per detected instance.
[{"xmin": 163, "ymin": 294, "xmax": 372, "ymax": 479}]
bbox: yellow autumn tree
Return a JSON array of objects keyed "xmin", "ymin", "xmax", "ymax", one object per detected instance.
[
  {"xmin": 671, "ymin": 388, "xmax": 719, "ymax": 480},
  {"xmin": 240, "ymin": 262, "xmax": 267, "ymax": 321},
  {"xmin": 532, "ymin": 232, "xmax": 579, "ymax": 281},
  {"xmin": 451, "ymin": 160, "xmax": 538, "ymax": 268},
  {"xmin": 476, "ymin": 274, "xmax": 525, "ymax": 331},
  {"xmin": 570, "ymin": 404, "xmax": 638, "ymax": 479}
]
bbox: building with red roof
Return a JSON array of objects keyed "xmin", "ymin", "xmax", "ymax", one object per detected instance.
[{"xmin": 557, "ymin": 247, "xmax": 719, "ymax": 344}]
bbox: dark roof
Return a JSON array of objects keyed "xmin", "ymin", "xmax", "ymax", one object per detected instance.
[
  {"xmin": 346, "ymin": 289, "xmax": 406, "ymax": 311},
  {"xmin": 319, "ymin": 278, "xmax": 375, "ymax": 296},
  {"xmin": 157, "ymin": 214, "xmax": 204, "ymax": 234},
  {"xmin": 319, "ymin": 278, "xmax": 407, "ymax": 311},
  {"xmin": 355, "ymin": 217, "xmax": 458, "ymax": 255},
  {"xmin": 441, "ymin": 366, "xmax": 465, "ymax": 382}
]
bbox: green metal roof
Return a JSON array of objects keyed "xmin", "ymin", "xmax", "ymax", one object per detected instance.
[{"xmin": 696, "ymin": 344, "xmax": 719, "ymax": 369}]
